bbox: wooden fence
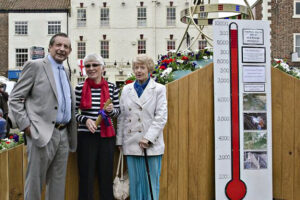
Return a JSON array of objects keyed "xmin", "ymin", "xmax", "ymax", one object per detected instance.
[{"xmin": 0, "ymin": 64, "xmax": 299, "ymax": 200}]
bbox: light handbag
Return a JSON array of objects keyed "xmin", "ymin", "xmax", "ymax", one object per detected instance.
[{"xmin": 113, "ymin": 150, "xmax": 130, "ymax": 200}]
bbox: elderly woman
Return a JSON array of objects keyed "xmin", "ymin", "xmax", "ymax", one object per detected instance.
[
  {"xmin": 75, "ymin": 53, "xmax": 120, "ymax": 200},
  {"xmin": 116, "ymin": 54, "xmax": 167, "ymax": 200}
]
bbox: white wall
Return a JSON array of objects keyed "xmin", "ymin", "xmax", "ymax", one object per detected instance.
[
  {"xmin": 8, "ymin": 12, "xmax": 68, "ymax": 70},
  {"xmin": 69, "ymin": 0, "xmax": 212, "ymax": 85}
]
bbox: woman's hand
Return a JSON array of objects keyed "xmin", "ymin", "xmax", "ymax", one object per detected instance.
[
  {"xmin": 139, "ymin": 138, "xmax": 150, "ymax": 149},
  {"xmin": 86, "ymin": 119, "xmax": 97, "ymax": 133},
  {"xmin": 105, "ymin": 103, "xmax": 114, "ymax": 113}
]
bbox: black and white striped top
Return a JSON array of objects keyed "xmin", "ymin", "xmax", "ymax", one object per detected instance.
[{"xmin": 75, "ymin": 82, "xmax": 120, "ymax": 134}]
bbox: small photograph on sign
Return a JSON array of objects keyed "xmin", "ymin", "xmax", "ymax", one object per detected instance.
[
  {"xmin": 243, "ymin": 65, "xmax": 266, "ymax": 83},
  {"xmin": 244, "ymin": 84, "xmax": 265, "ymax": 92},
  {"xmin": 244, "ymin": 132, "xmax": 267, "ymax": 150},
  {"xmin": 244, "ymin": 151, "xmax": 267, "ymax": 170},
  {"xmin": 244, "ymin": 113, "xmax": 267, "ymax": 130},
  {"xmin": 243, "ymin": 29, "xmax": 264, "ymax": 45},
  {"xmin": 242, "ymin": 47, "xmax": 266, "ymax": 63},
  {"xmin": 243, "ymin": 94, "xmax": 266, "ymax": 111}
]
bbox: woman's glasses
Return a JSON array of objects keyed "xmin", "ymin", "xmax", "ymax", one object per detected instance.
[{"xmin": 85, "ymin": 64, "xmax": 101, "ymax": 68}]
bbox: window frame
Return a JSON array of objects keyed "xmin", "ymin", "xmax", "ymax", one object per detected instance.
[
  {"xmin": 100, "ymin": 7, "xmax": 110, "ymax": 27},
  {"xmin": 137, "ymin": 7, "xmax": 147, "ymax": 27},
  {"xmin": 198, "ymin": 40, "xmax": 207, "ymax": 50},
  {"xmin": 100, "ymin": 40, "xmax": 109, "ymax": 59},
  {"xmin": 167, "ymin": 40, "xmax": 176, "ymax": 51},
  {"xmin": 77, "ymin": 41, "xmax": 86, "ymax": 59},
  {"xmin": 166, "ymin": 7, "xmax": 176, "ymax": 26},
  {"xmin": 294, "ymin": 0, "xmax": 300, "ymax": 18},
  {"xmin": 293, "ymin": 33, "xmax": 300, "ymax": 61},
  {"xmin": 138, "ymin": 40, "xmax": 146, "ymax": 54},
  {"xmin": 48, "ymin": 21, "xmax": 61, "ymax": 35},
  {"xmin": 77, "ymin": 8, "xmax": 87, "ymax": 27},
  {"xmin": 15, "ymin": 48, "xmax": 28, "ymax": 67},
  {"xmin": 15, "ymin": 21, "xmax": 28, "ymax": 35}
]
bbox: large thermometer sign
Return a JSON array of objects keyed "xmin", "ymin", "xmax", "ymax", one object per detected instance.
[{"xmin": 214, "ymin": 20, "xmax": 272, "ymax": 200}]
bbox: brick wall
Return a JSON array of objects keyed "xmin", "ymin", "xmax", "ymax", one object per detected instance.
[
  {"xmin": 269, "ymin": 0, "xmax": 300, "ymax": 67},
  {"xmin": 0, "ymin": 13, "xmax": 8, "ymax": 76},
  {"xmin": 255, "ymin": 1, "xmax": 263, "ymax": 20}
]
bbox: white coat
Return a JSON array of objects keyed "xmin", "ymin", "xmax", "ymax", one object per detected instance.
[{"xmin": 116, "ymin": 79, "xmax": 167, "ymax": 156}]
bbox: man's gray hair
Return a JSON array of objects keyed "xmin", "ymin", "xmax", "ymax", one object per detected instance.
[
  {"xmin": 83, "ymin": 53, "xmax": 105, "ymax": 67},
  {"xmin": 0, "ymin": 108, "xmax": 3, "ymax": 116}
]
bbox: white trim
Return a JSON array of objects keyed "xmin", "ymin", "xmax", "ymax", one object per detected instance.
[{"xmin": 293, "ymin": 33, "xmax": 300, "ymax": 62}]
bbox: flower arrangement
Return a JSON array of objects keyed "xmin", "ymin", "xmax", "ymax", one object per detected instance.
[
  {"xmin": 123, "ymin": 49, "xmax": 213, "ymax": 86},
  {"xmin": 0, "ymin": 131, "xmax": 24, "ymax": 152},
  {"xmin": 272, "ymin": 59, "xmax": 300, "ymax": 79}
]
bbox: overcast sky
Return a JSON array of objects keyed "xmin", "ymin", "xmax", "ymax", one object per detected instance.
[{"xmin": 218, "ymin": 0, "xmax": 258, "ymax": 6}]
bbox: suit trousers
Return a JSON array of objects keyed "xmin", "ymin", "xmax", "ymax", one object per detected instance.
[
  {"xmin": 77, "ymin": 133, "xmax": 115, "ymax": 200},
  {"xmin": 25, "ymin": 128, "xmax": 69, "ymax": 200}
]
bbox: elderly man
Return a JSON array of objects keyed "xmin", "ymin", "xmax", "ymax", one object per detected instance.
[{"xmin": 9, "ymin": 33, "xmax": 77, "ymax": 200}]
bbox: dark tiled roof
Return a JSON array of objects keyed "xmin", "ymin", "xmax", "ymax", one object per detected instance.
[{"xmin": 0, "ymin": 0, "xmax": 70, "ymax": 10}]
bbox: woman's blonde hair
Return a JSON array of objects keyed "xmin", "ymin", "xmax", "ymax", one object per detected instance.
[{"xmin": 132, "ymin": 54, "xmax": 155, "ymax": 72}]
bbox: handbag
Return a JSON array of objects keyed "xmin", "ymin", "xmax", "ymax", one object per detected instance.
[{"xmin": 113, "ymin": 150, "xmax": 130, "ymax": 200}]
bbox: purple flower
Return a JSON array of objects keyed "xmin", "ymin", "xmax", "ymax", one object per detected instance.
[
  {"xmin": 13, "ymin": 134, "xmax": 19, "ymax": 142},
  {"xmin": 177, "ymin": 53, "xmax": 181, "ymax": 57}
]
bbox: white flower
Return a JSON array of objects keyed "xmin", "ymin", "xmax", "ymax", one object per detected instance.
[
  {"xmin": 161, "ymin": 67, "xmax": 172, "ymax": 77},
  {"xmin": 203, "ymin": 56, "xmax": 208, "ymax": 59}
]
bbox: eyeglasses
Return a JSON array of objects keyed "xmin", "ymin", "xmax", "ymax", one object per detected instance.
[{"xmin": 85, "ymin": 64, "xmax": 101, "ymax": 68}]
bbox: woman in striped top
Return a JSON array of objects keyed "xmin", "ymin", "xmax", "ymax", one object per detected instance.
[{"xmin": 75, "ymin": 53, "xmax": 120, "ymax": 200}]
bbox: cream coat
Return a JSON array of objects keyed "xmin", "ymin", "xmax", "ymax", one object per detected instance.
[{"xmin": 116, "ymin": 79, "xmax": 167, "ymax": 156}]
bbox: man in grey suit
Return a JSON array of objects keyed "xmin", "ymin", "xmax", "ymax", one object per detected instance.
[{"xmin": 9, "ymin": 33, "xmax": 77, "ymax": 200}]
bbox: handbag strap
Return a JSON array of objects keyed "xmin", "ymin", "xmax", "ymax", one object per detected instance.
[{"xmin": 116, "ymin": 150, "xmax": 123, "ymax": 177}]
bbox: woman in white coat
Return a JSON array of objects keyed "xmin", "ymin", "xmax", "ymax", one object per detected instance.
[{"xmin": 116, "ymin": 54, "xmax": 167, "ymax": 200}]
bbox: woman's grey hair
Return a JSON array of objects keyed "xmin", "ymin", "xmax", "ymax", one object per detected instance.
[
  {"xmin": 83, "ymin": 53, "xmax": 105, "ymax": 67},
  {"xmin": 132, "ymin": 54, "xmax": 155, "ymax": 72}
]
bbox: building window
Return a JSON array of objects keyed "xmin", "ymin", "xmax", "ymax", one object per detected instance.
[
  {"xmin": 15, "ymin": 21, "xmax": 28, "ymax": 35},
  {"xmin": 78, "ymin": 77, "xmax": 86, "ymax": 83},
  {"xmin": 100, "ymin": 41, "xmax": 109, "ymax": 59},
  {"xmin": 199, "ymin": 40, "xmax": 207, "ymax": 50},
  {"xmin": 294, "ymin": 34, "xmax": 300, "ymax": 58},
  {"xmin": 77, "ymin": 42, "xmax": 86, "ymax": 59},
  {"xmin": 16, "ymin": 48, "xmax": 28, "ymax": 67},
  {"xmin": 100, "ymin": 8, "xmax": 110, "ymax": 27},
  {"xmin": 48, "ymin": 21, "xmax": 61, "ymax": 35},
  {"xmin": 294, "ymin": 1, "xmax": 300, "ymax": 17},
  {"xmin": 138, "ymin": 40, "xmax": 146, "ymax": 54},
  {"xmin": 137, "ymin": 7, "xmax": 147, "ymax": 27},
  {"xmin": 77, "ymin": 9, "xmax": 86, "ymax": 27},
  {"xmin": 167, "ymin": 40, "xmax": 176, "ymax": 51},
  {"xmin": 167, "ymin": 7, "xmax": 176, "ymax": 26}
]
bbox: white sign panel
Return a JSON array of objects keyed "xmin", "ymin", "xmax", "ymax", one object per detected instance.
[
  {"xmin": 213, "ymin": 20, "xmax": 272, "ymax": 200},
  {"xmin": 243, "ymin": 29, "xmax": 264, "ymax": 45},
  {"xmin": 242, "ymin": 47, "xmax": 266, "ymax": 63},
  {"xmin": 243, "ymin": 66, "xmax": 266, "ymax": 83}
]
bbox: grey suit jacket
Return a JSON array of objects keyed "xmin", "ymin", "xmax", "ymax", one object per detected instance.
[{"xmin": 9, "ymin": 57, "xmax": 77, "ymax": 152}]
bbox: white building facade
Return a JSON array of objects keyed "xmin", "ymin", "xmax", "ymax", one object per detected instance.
[
  {"xmin": 69, "ymin": 0, "xmax": 212, "ymax": 86},
  {"xmin": 8, "ymin": 12, "xmax": 68, "ymax": 80}
]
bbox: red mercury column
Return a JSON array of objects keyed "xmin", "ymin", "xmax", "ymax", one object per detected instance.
[{"xmin": 225, "ymin": 22, "xmax": 247, "ymax": 200}]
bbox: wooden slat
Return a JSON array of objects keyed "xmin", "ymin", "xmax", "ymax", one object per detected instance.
[
  {"xmin": 8, "ymin": 144, "xmax": 24, "ymax": 200},
  {"xmin": 293, "ymin": 78, "xmax": 300, "ymax": 198},
  {"xmin": 160, "ymin": 112, "xmax": 168, "ymax": 200},
  {"xmin": 65, "ymin": 152, "xmax": 79, "ymax": 200},
  {"xmin": 271, "ymin": 67, "xmax": 283, "ymax": 199},
  {"xmin": 204, "ymin": 64, "xmax": 215, "ymax": 199},
  {"xmin": 167, "ymin": 80, "xmax": 179, "ymax": 200},
  {"xmin": 188, "ymin": 71, "xmax": 199, "ymax": 199},
  {"xmin": 281, "ymin": 72, "xmax": 295, "ymax": 200},
  {"xmin": 177, "ymin": 75, "xmax": 189, "ymax": 200},
  {"xmin": 0, "ymin": 150, "xmax": 9, "ymax": 200}
]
